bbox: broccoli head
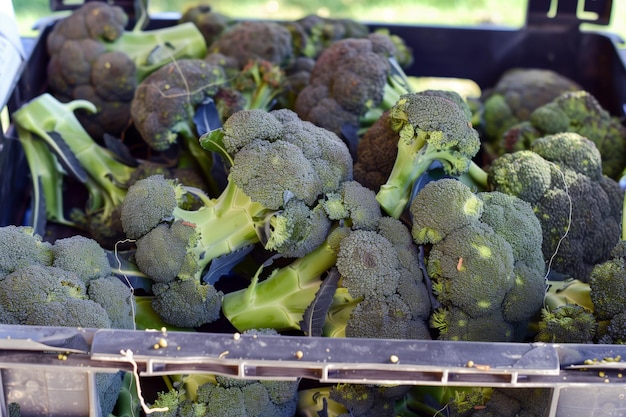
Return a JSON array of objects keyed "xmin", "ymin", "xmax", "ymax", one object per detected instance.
[
  {"xmin": 535, "ymin": 304, "xmax": 597, "ymax": 343},
  {"xmin": 179, "ymin": 5, "xmax": 233, "ymax": 46},
  {"xmin": 0, "ymin": 225, "xmax": 53, "ymax": 278},
  {"xmin": 488, "ymin": 132, "xmax": 623, "ymax": 282},
  {"xmin": 376, "ymin": 92, "xmax": 481, "ymax": 218},
  {"xmin": 46, "ymin": 1, "xmax": 207, "ymax": 139},
  {"xmin": 479, "ymin": 68, "xmax": 581, "ymax": 153},
  {"xmin": 410, "ymin": 178, "xmax": 546, "ymax": 342},
  {"xmin": 51, "ymin": 235, "xmax": 112, "ymax": 284},
  {"xmin": 503, "ymin": 90, "xmax": 626, "ymax": 179},
  {"xmin": 294, "ymin": 32, "xmax": 407, "ymax": 155}
]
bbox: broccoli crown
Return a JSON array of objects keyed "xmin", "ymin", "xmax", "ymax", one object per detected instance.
[
  {"xmin": 51, "ymin": 235, "xmax": 112, "ymax": 284},
  {"xmin": 353, "ymin": 110, "xmax": 399, "ymax": 192},
  {"xmin": 0, "ymin": 225, "xmax": 53, "ymax": 278},
  {"xmin": 179, "ymin": 5, "xmax": 232, "ymax": 46},
  {"xmin": 321, "ymin": 180, "xmax": 382, "ymax": 231},
  {"xmin": 489, "ymin": 132, "xmax": 623, "ymax": 282},
  {"xmin": 410, "ymin": 177, "xmax": 483, "ymax": 244},
  {"xmin": 88, "ymin": 276, "xmax": 135, "ymax": 329},
  {"xmin": 332, "ymin": 217, "xmax": 433, "ymax": 339},
  {"xmin": 535, "ymin": 304, "xmax": 597, "ymax": 343},
  {"xmin": 480, "ymin": 68, "xmax": 581, "ymax": 145},
  {"xmin": 151, "ymin": 279, "xmax": 222, "ymax": 328},
  {"xmin": 294, "ymin": 33, "xmax": 398, "ymax": 138},
  {"xmin": 131, "ymin": 59, "xmax": 227, "ymax": 151},
  {"xmin": 505, "ymin": 90, "xmax": 626, "ymax": 179},
  {"xmin": 329, "ymin": 384, "xmax": 408, "ymax": 417},
  {"xmin": 46, "ymin": 2, "xmax": 207, "ymax": 139},
  {"xmin": 376, "ymin": 92, "xmax": 481, "ymax": 218},
  {"xmin": 589, "ymin": 256, "xmax": 626, "ymax": 321},
  {"xmin": 208, "ymin": 20, "xmax": 295, "ymax": 69},
  {"xmin": 410, "ymin": 178, "xmax": 546, "ymax": 341}
]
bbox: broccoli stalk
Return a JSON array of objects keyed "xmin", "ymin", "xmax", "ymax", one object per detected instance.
[
  {"xmin": 12, "ymin": 93, "xmax": 139, "ymax": 242},
  {"xmin": 375, "ymin": 93, "xmax": 481, "ymax": 218},
  {"xmin": 222, "ymin": 227, "xmax": 349, "ymax": 331}
]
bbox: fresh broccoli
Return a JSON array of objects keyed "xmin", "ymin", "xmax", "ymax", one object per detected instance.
[
  {"xmin": 12, "ymin": 93, "xmax": 172, "ymax": 247},
  {"xmin": 535, "ymin": 304, "xmax": 597, "ymax": 343},
  {"xmin": 328, "ymin": 384, "xmax": 412, "ymax": 417},
  {"xmin": 46, "ymin": 1, "xmax": 207, "ymax": 139},
  {"xmin": 294, "ymin": 32, "xmax": 410, "ymax": 155},
  {"xmin": 51, "ymin": 235, "xmax": 112, "ymax": 284},
  {"xmin": 503, "ymin": 90, "xmax": 626, "ymax": 180},
  {"xmin": 88, "ymin": 276, "xmax": 135, "ymax": 329},
  {"xmin": 0, "ymin": 225, "xmax": 53, "ymax": 277},
  {"xmin": 478, "ymin": 68, "xmax": 581, "ymax": 156},
  {"xmin": 151, "ymin": 278, "xmax": 222, "ymax": 328},
  {"xmin": 375, "ymin": 92, "xmax": 481, "ymax": 218},
  {"xmin": 150, "ymin": 331, "xmax": 299, "ymax": 417},
  {"xmin": 485, "ymin": 132, "xmax": 623, "ymax": 282},
  {"xmin": 120, "ymin": 108, "xmax": 352, "ymax": 327},
  {"xmin": 459, "ymin": 387, "xmax": 553, "ymax": 417},
  {"xmin": 223, "ymin": 213, "xmax": 433, "ymax": 340},
  {"xmin": 179, "ymin": 5, "xmax": 233, "ymax": 46},
  {"xmin": 410, "ymin": 178, "xmax": 546, "ymax": 342},
  {"xmin": 207, "ymin": 20, "xmax": 295, "ymax": 69}
]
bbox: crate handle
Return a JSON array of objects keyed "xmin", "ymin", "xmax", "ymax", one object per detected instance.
[{"xmin": 526, "ymin": 0, "xmax": 613, "ymax": 28}]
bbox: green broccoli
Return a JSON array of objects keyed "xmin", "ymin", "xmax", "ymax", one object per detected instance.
[
  {"xmin": 120, "ymin": 108, "xmax": 352, "ymax": 327},
  {"xmin": 375, "ymin": 92, "xmax": 481, "ymax": 218},
  {"xmin": 151, "ymin": 278, "xmax": 222, "ymax": 328},
  {"xmin": 294, "ymin": 32, "xmax": 410, "ymax": 155},
  {"xmin": 223, "ymin": 213, "xmax": 433, "ymax": 340},
  {"xmin": 460, "ymin": 387, "xmax": 553, "ymax": 417},
  {"xmin": 51, "ymin": 235, "xmax": 112, "ymax": 284},
  {"xmin": 485, "ymin": 132, "xmax": 623, "ymax": 282},
  {"xmin": 46, "ymin": 1, "xmax": 207, "ymax": 139},
  {"xmin": 88, "ymin": 276, "xmax": 135, "ymax": 329},
  {"xmin": 535, "ymin": 304, "xmax": 598, "ymax": 343},
  {"xmin": 179, "ymin": 5, "xmax": 233, "ymax": 47},
  {"xmin": 207, "ymin": 20, "xmax": 295, "ymax": 69},
  {"xmin": 0, "ymin": 225, "xmax": 53, "ymax": 277},
  {"xmin": 328, "ymin": 384, "xmax": 412, "ymax": 417},
  {"xmin": 478, "ymin": 68, "xmax": 581, "ymax": 154},
  {"xmin": 12, "ymin": 93, "xmax": 170, "ymax": 247},
  {"xmin": 150, "ymin": 331, "xmax": 299, "ymax": 417},
  {"xmin": 503, "ymin": 90, "xmax": 626, "ymax": 180},
  {"xmin": 410, "ymin": 178, "xmax": 546, "ymax": 342}
]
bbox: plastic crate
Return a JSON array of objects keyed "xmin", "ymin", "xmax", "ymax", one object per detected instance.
[{"xmin": 2, "ymin": 1, "xmax": 626, "ymax": 416}]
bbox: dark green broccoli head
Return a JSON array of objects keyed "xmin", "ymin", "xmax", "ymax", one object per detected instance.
[
  {"xmin": 26, "ymin": 297, "xmax": 112, "ymax": 329},
  {"xmin": 505, "ymin": 90, "xmax": 626, "ymax": 179},
  {"xmin": 603, "ymin": 311, "xmax": 626, "ymax": 344},
  {"xmin": 354, "ymin": 110, "xmax": 399, "ymax": 192},
  {"xmin": 329, "ymin": 384, "xmax": 407, "ymax": 417},
  {"xmin": 428, "ymin": 222, "xmax": 516, "ymax": 319},
  {"xmin": 51, "ymin": 235, "xmax": 112, "ymax": 284},
  {"xmin": 0, "ymin": 225, "xmax": 53, "ymax": 278},
  {"xmin": 179, "ymin": 5, "xmax": 232, "ymax": 46},
  {"xmin": 589, "ymin": 256, "xmax": 626, "ymax": 320},
  {"xmin": 535, "ymin": 304, "xmax": 597, "ymax": 343},
  {"xmin": 430, "ymin": 307, "xmax": 515, "ymax": 342},
  {"xmin": 410, "ymin": 178, "xmax": 484, "ymax": 244},
  {"xmin": 131, "ymin": 59, "xmax": 226, "ymax": 151},
  {"xmin": 151, "ymin": 279, "xmax": 222, "ymax": 328},
  {"xmin": 480, "ymin": 68, "xmax": 581, "ymax": 145},
  {"xmin": 290, "ymin": 14, "xmax": 369, "ymax": 58},
  {"xmin": 208, "ymin": 20, "xmax": 294, "ymax": 68},
  {"xmin": 294, "ymin": 33, "xmax": 397, "ymax": 138},
  {"xmin": 88, "ymin": 276, "xmax": 134, "ymax": 329}
]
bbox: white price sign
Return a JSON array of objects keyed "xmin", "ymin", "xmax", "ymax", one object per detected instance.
[{"xmin": 0, "ymin": 0, "xmax": 25, "ymax": 109}]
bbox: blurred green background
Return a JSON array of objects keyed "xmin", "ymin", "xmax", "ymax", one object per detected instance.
[{"xmin": 11, "ymin": 0, "xmax": 626, "ymax": 42}]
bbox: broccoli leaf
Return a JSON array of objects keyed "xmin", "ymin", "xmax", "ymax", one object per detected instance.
[
  {"xmin": 202, "ymin": 244, "xmax": 255, "ymax": 285},
  {"xmin": 102, "ymin": 133, "xmax": 139, "ymax": 167},
  {"xmin": 301, "ymin": 268, "xmax": 340, "ymax": 337},
  {"xmin": 193, "ymin": 98, "xmax": 222, "ymax": 136},
  {"xmin": 47, "ymin": 131, "xmax": 88, "ymax": 182}
]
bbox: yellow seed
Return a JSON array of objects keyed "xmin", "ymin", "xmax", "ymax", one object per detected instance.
[
  {"xmin": 158, "ymin": 338, "xmax": 168, "ymax": 348},
  {"xmin": 466, "ymin": 360, "xmax": 474, "ymax": 368},
  {"xmin": 390, "ymin": 355, "xmax": 399, "ymax": 364},
  {"xmin": 295, "ymin": 351, "xmax": 304, "ymax": 360},
  {"xmin": 233, "ymin": 333, "xmax": 241, "ymax": 341}
]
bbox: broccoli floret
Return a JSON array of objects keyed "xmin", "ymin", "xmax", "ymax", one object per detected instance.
[
  {"xmin": 12, "ymin": 93, "xmax": 169, "ymax": 247},
  {"xmin": 376, "ymin": 92, "xmax": 481, "ymax": 218},
  {"xmin": 329, "ymin": 384, "xmax": 408, "ymax": 417},
  {"xmin": 46, "ymin": 2, "xmax": 207, "ymax": 139},
  {"xmin": 88, "ymin": 276, "xmax": 135, "ymax": 329},
  {"xmin": 121, "ymin": 109, "xmax": 352, "ymax": 292},
  {"xmin": 0, "ymin": 225, "xmax": 53, "ymax": 278},
  {"xmin": 51, "ymin": 235, "xmax": 112, "ymax": 284},
  {"xmin": 410, "ymin": 178, "xmax": 546, "ymax": 341},
  {"xmin": 208, "ymin": 20, "xmax": 294, "ymax": 69},
  {"xmin": 535, "ymin": 304, "xmax": 597, "ymax": 343},
  {"xmin": 589, "ymin": 257, "xmax": 626, "ymax": 321},
  {"xmin": 487, "ymin": 132, "xmax": 623, "ymax": 282},
  {"xmin": 321, "ymin": 180, "xmax": 382, "ymax": 230},
  {"xmin": 504, "ymin": 90, "xmax": 626, "ymax": 179},
  {"xmin": 130, "ymin": 59, "xmax": 224, "ymax": 151},
  {"xmin": 353, "ymin": 110, "xmax": 399, "ymax": 191},
  {"xmin": 179, "ymin": 5, "xmax": 232, "ymax": 46},
  {"xmin": 479, "ymin": 68, "xmax": 581, "ymax": 151},
  {"xmin": 151, "ymin": 278, "xmax": 222, "ymax": 328},
  {"xmin": 294, "ymin": 33, "xmax": 409, "ymax": 155}
]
